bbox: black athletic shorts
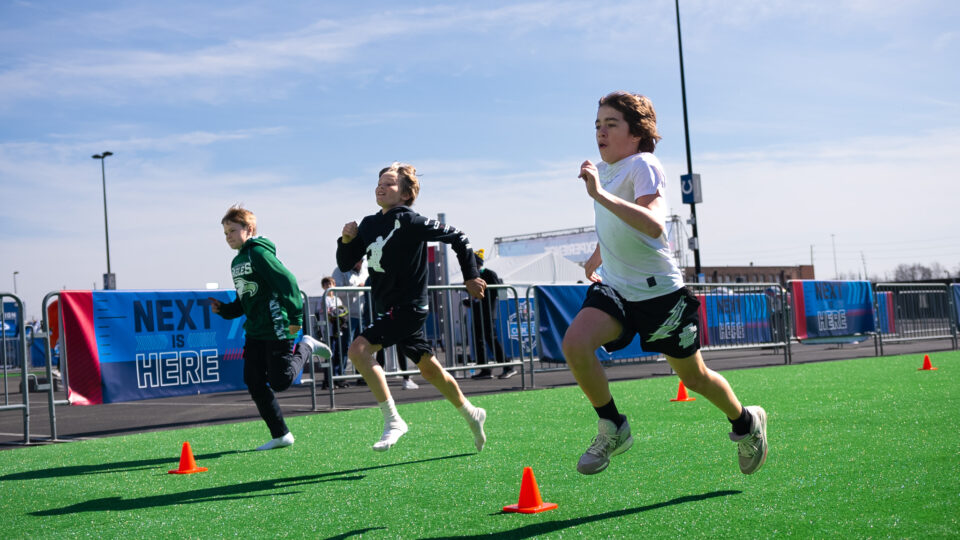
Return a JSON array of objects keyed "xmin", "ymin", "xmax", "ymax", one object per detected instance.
[
  {"xmin": 360, "ymin": 305, "xmax": 433, "ymax": 364},
  {"xmin": 581, "ymin": 282, "xmax": 701, "ymax": 359}
]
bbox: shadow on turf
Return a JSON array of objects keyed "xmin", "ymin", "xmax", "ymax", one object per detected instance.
[
  {"xmin": 28, "ymin": 453, "xmax": 472, "ymax": 516},
  {"xmin": 422, "ymin": 489, "xmax": 742, "ymax": 539},
  {"xmin": 1, "ymin": 450, "xmax": 245, "ymax": 481}
]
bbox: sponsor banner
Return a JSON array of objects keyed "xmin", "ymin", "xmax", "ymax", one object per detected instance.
[
  {"xmin": 698, "ymin": 293, "xmax": 772, "ymax": 347},
  {"xmin": 876, "ymin": 291, "xmax": 895, "ymax": 334},
  {"xmin": 953, "ymin": 285, "xmax": 960, "ymax": 325},
  {"xmin": 494, "ymin": 298, "xmax": 537, "ymax": 358},
  {"xmin": 533, "ymin": 285, "xmax": 655, "ymax": 363},
  {"xmin": 91, "ymin": 290, "xmax": 247, "ymax": 403},
  {"xmin": 2, "ymin": 300, "xmax": 19, "ymax": 338},
  {"xmin": 497, "ymin": 230, "xmax": 598, "ymax": 264},
  {"xmin": 790, "ymin": 281, "xmax": 876, "ymax": 340},
  {"xmin": 58, "ymin": 290, "xmax": 262, "ymax": 405}
]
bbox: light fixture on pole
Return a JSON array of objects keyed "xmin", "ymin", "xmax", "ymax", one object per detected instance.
[{"xmin": 92, "ymin": 151, "xmax": 116, "ymax": 290}]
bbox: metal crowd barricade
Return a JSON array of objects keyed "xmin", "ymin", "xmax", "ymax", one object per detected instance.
[
  {"xmin": 525, "ymin": 282, "xmax": 791, "ymax": 374},
  {"xmin": 306, "ymin": 284, "xmax": 529, "ymax": 405},
  {"xmin": 874, "ymin": 283, "xmax": 959, "ymax": 355},
  {"xmin": 39, "ymin": 291, "xmax": 70, "ymax": 442},
  {"xmin": 686, "ymin": 282, "xmax": 792, "ymax": 365},
  {"xmin": 0, "ymin": 293, "xmax": 31, "ymax": 443}
]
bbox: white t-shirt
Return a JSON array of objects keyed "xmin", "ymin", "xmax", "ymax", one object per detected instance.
[{"xmin": 595, "ymin": 152, "xmax": 684, "ymax": 302}]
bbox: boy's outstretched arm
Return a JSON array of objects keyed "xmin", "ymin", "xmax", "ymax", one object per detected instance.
[{"xmin": 409, "ymin": 214, "xmax": 485, "ymax": 298}]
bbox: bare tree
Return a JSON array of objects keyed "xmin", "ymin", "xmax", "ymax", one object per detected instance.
[{"xmin": 893, "ymin": 263, "xmax": 933, "ymax": 281}]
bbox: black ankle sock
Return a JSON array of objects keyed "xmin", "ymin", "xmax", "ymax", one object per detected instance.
[
  {"xmin": 730, "ymin": 407, "xmax": 753, "ymax": 436},
  {"xmin": 594, "ymin": 399, "xmax": 624, "ymax": 428}
]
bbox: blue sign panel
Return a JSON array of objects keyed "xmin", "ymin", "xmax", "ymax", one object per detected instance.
[{"xmin": 91, "ymin": 290, "xmax": 249, "ymax": 403}]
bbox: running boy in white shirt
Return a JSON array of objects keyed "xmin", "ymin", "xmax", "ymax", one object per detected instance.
[{"xmin": 562, "ymin": 91, "xmax": 768, "ymax": 475}]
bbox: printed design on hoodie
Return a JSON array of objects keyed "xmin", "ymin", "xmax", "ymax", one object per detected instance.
[
  {"xmin": 233, "ymin": 276, "xmax": 258, "ymax": 299},
  {"xmin": 367, "ymin": 219, "xmax": 401, "ymax": 273}
]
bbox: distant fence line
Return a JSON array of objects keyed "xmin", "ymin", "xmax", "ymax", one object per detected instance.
[{"xmin": 1, "ymin": 280, "xmax": 957, "ymax": 444}]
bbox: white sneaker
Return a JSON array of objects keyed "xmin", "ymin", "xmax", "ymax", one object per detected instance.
[
  {"xmin": 256, "ymin": 432, "xmax": 295, "ymax": 451},
  {"xmin": 401, "ymin": 378, "xmax": 419, "ymax": 390},
  {"xmin": 577, "ymin": 418, "xmax": 633, "ymax": 475},
  {"xmin": 373, "ymin": 419, "xmax": 408, "ymax": 452},
  {"xmin": 730, "ymin": 405, "xmax": 768, "ymax": 474},
  {"xmin": 301, "ymin": 335, "xmax": 332, "ymax": 359},
  {"xmin": 466, "ymin": 407, "xmax": 487, "ymax": 452}
]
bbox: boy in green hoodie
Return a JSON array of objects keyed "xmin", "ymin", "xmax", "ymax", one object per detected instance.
[{"xmin": 209, "ymin": 205, "xmax": 331, "ymax": 450}]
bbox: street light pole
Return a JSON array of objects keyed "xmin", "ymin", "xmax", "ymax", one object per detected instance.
[
  {"xmin": 675, "ymin": 0, "xmax": 702, "ymax": 281},
  {"xmin": 91, "ymin": 151, "xmax": 116, "ymax": 290},
  {"xmin": 12, "ymin": 271, "xmax": 18, "ymax": 295}
]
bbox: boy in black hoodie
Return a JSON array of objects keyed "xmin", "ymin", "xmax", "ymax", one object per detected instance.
[
  {"xmin": 210, "ymin": 205, "xmax": 331, "ymax": 450},
  {"xmin": 337, "ymin": 162, "xmax": 488, "ymax": 452}
]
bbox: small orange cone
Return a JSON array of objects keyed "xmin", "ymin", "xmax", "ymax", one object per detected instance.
[
  {"xmin": 918, "ymin": 354, "xmax": 938, "ymax": 371},
  {"xmin": 168, "ymin": 441, "xmax": 208, "ymax": 474},
  {"xmin": 670, "ymin": 380, "xmax": 696, "ymax": 402},
  {"xmin": 503, "ymin": 467, "xmax": 557, "ymax": 514}
]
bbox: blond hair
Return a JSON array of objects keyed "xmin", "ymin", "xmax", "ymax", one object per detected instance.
[{"xmin": 379, "ymin": 162, "xmax": 420, "ymax": 206}]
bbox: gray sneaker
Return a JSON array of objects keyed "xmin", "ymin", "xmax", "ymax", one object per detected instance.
[
  {"xmin": 300, "ymin": 335, "xmax": 332, "ymax": 359},
  {"xmin": 730, "ymin": 405, "xmax": 768, "ymax": 474},
  {"xmin": 577, "ymin": 418, "xmax": 633, "ymax": 475}
]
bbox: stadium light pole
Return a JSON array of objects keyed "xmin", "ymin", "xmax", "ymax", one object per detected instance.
[
  {"xmin": 12, "ymin": 271, "xmax": 18, "ymax": 295},
  {"xmin": 92, "ymin": 151, "xmax": 116, "ymax": 290},
  {"xmin": 675, "ymin": 0, "xmax": 703, "ymax": 281}
]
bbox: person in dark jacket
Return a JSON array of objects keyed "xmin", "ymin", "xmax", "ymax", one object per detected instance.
[
  {"xmin": 467, "ymin": 251, "xmax": 515, "ymax": 380},
  {"xmin": 337, "ymin": 162, "xmax": 488, "ymax": 452},
  {"xmin": 209, "ymin": 205, "xmax": 330, "ymax": 450}
]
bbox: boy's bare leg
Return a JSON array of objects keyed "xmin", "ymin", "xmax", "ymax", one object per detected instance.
[
  {"xmin": 347, "ymin": 337, "xmax": 391, "ymax": 403},
  {"xmin": 561, "ymin": 307, "xmax": 634, "ymax": 474},
  {"xmin": 561, "ymin": 308, "xmax": 622, "ymax": 406},
  {"xmin": 416, "ymin": 355, "xmax": 466, "ymax": 407},
  {"xmin": 666, "ymin": 352, "xmax": 742, "ymax": 419},
  {"xmin": 418, "ymin": 354, "xmax": 487, "ymax": 452},
  {"xmin": 348, "ymin": 337, "xmax": 407, "ymax": 451}
]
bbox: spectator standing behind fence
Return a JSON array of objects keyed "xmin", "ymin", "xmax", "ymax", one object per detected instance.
[
  {"xmin": 318, "ymin": 277, "xmax": 350, "ymax": 389},
  {"xmin": 209, "ymin": 205, "xmax": 331, "ymax": 451},
  {"xmin": 467, "ymin": 251, "xmax": 516, "ymax": 380},
  {"xmin": 561, "ymin": 92, "xmax": 768, "ymax": 475},
  {"xmin": 337, "ymin": 162, "xmax": 488, "ymax": 452}
]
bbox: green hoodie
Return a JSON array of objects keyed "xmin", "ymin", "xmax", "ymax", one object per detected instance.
[{"xmin": 217, "ymin": 236, "xmax": 303, "ymax": 340}]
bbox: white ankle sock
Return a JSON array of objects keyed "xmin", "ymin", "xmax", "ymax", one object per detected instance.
[{"xmin": 457, "ymin": 400, "xmax": 475, "ymax": 419}]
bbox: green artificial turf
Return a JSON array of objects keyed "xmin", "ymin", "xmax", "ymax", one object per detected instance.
[{"xmin": 2, "ymin": 352, "xmax": 957, "ymax": 538}]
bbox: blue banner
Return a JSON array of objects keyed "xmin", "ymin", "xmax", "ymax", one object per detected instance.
[
  {"xmin": 2, "ymin": 301, "xmax": 19, "ymax": 338},
  {"xmin": 494, "ymin": 298, "xmax": 537, "ymax": 358},
  {"xmin": 533, "ymin": 285, "xmax": 656, "ymax": 363},
  {"xmin": 92, "ymin": 290, "xmax": 250, "ymax": 403},
  {"xmin": 700, "ymin": 293, "xmax": 771, "ymax": 346},
  {"xmin": 791, "ymin": 281, "xmax": 876, "ymax": 340},
  {"xmin": 952, "ymin": 285, "xmax": 960, "ymax": 325}
]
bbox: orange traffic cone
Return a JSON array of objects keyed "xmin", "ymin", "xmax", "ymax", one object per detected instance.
[
  {"xmin": 168, "ymin": 441, "xmax": 208, "ymax": 474},
  {"xmin": 503, "ymin": 467, "xmax": 557, "ymax": 514},
  {"xmin": 670, "ymin": 380, "xmax": 696, "ymax": 402},
  {"xmin": 918, "ymin": 354, "xmax": 938, "ymax": 371}
]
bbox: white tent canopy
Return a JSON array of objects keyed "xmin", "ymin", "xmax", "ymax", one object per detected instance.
[{"xmin": 480, "ymin": 251, "xmax": 586, "ymax": 285}]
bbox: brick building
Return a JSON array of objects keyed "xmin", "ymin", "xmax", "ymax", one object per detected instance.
[{"xmin": 682, "ymin": 265, "xmax": 815, "ymax": 285}]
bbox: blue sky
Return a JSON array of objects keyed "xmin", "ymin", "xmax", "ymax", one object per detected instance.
[{"xmin": 2, "ymin": 0, "xmax": 958, "ymax": 320}]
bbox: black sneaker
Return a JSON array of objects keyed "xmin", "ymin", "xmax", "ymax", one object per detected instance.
[
  {"xmin": 471, "ymin": 371, "xmax": 494, "ymax": 380},
  {"xmin": 498, "ymin": 368, "xmax": 518, "ymax": 379}
]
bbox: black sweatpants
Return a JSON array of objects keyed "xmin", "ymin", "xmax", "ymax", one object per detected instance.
[{"xmin": 243, "ymin": 337, "xmax": 312, "ymax": 438}]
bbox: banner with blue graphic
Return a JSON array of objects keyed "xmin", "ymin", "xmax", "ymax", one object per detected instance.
[
  {"xmin": 699, "ymin": 293, "xmax": 772, "ymax": 346},
  {"xmin": 790, "ymin": 281, "xmax": 876, "ymax": 340},
  {"xmin": 92, "ymin": 290, "xmax": 248, "ymax": 403},
  {"xmin": 2, "ymin": 301, "xmax": 19, "ymax": 338},
  {"xmin": 953, "ymin": 285, "xmax": 960, "ymax": 325},
  {"xmin": 494, "ymin": 298, "xmax": 537, "ymax": 358},
  {"xmin": 533, "ymin": 285, "xmax": 656, "ymax": 363}
]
